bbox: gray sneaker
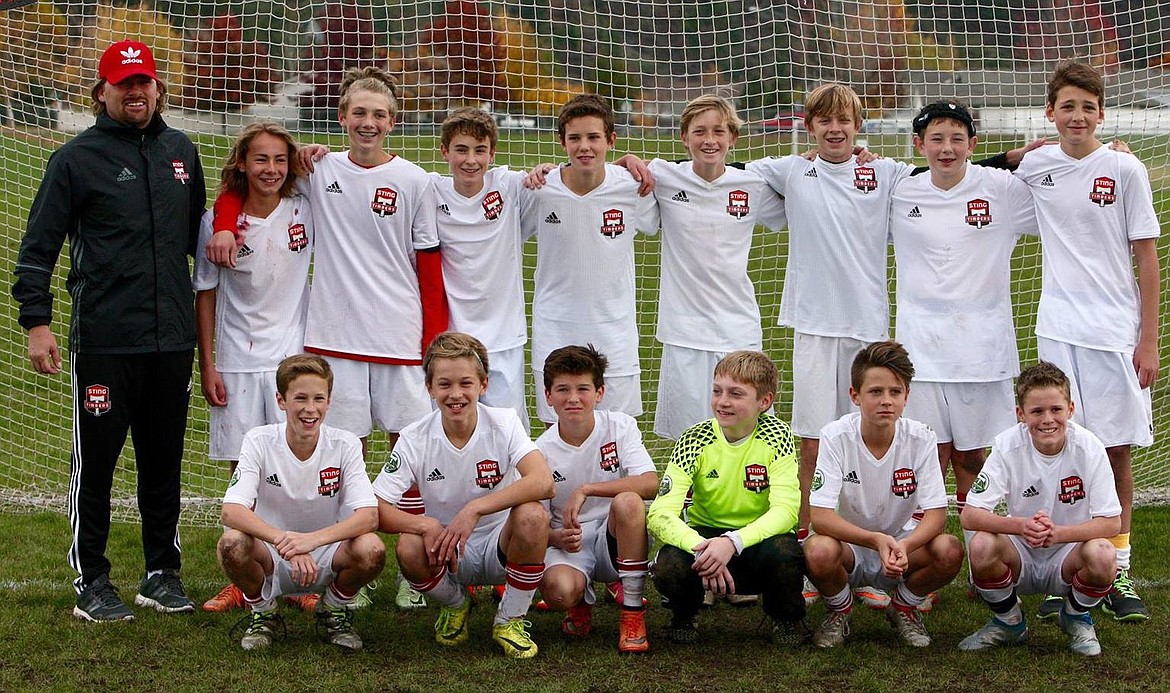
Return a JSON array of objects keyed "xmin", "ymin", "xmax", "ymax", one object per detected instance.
[
  {"xmin": 1059, "ymin": 609, "xmax": 1101, "ymax": 656},
  {"xmin": 134, "ymin": 570, "xmax": 195, "ymax": 613},
  {"xmin": 316, "ymin": 602, "xmax": 363, "ymax": 651},
  {"xmin": 238, "ymin": 609, "xmax": 285, "ymax": 650},
  {"xmin": 958, "ymin": 616, "xmax": 1028, "ymax": 651},
  {"xmin": 886, "ymin": 604, "xmax": 931, "ymax": 647},
  {"xmin": 812, "ymin": 609, "xmax": 851, "ymax": 648},
  {"xmin": 74, "ymin": 574, "xmax": 134, "ymax": 622}
]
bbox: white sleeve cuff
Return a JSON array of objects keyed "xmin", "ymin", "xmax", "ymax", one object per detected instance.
[{"xmin": 723, "ymin": 530, "xmax": 744, "ymax": 555}]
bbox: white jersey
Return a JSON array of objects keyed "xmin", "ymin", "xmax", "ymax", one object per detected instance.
[
  {"xmin": 303, "ymin": 152, "xmax": 440, "ymax": 362},
  {"xmin": 192, "ymin": 196, "xmax": 312, "ymax": 372},
  {"xmin": 1015, "ymin": 144, "xmax": 1160, "ymax": 352},
  {"xmin": 523, "ymin": 164, "xmax": 659, "ymax": 377},
  {"xmin": 650, "ymin": 159, "xmax": 786, "ymax": 351},
  {"xmin": 747, "ymin": 155, "xmax": 914, "ymax": 341},
  {"xmin": 223, "ymin": 423, "xmax": 376, "ymax": 533},
  {"xmin": 809, "ymin": 413, "xmax": 946, "ymax": 538},
  {"xmin": 968, "ymin": 420, "xmax": 1120, "ymax": 558},
  {"xmin": 433, "ymin": 167, "xmax": 529, "ymax": 353},
  {"xmin": 890, "ymin": 164, "xmax": 1037, "ymax": 382},
  {"xmin": 371, "ymin": 404, "xmax": 539, "ymax": 531},
  {"xmin": 536, "ymin": 410, "xmax": 656, "ymax": 528}
]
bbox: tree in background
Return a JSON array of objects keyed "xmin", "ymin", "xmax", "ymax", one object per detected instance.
[
  {"xmin": 300, "ymin": 2, "xmax": 378, "ymax": 117},
  {"xmin": 0, "ymin": 2, "xmax": 69, "ymax": 127},
  {"xmin": 177, "ymin": 13, "xmax": 276, "ymax": 112},
  {"xmin": 419, "ymin": 0, "xmax": 509, "ymax": 107}
]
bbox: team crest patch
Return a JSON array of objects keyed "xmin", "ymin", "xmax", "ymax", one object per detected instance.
[
  {"xmin": 228, "ymin": 469, "xmax": 240, "ymax": 487},
  {"xmin": 482, "ymin": 190, "xmax": 504, "ymax": 220},
  {"xmin": 1058, "ymin": 475, "xmax": 1086, "ymax": 505},
  {"xmin": 1090, "ymin": 176, "xmax": 1116, "ymax": 206},
  {"xmin": 171, "ymin": 160, "xmax": 189, "ymax": 184},
  {"xmin": 318, "ymin": 467, "xmax": 341, "ymax": 497},
  {"xmin": 971, "ymin": 472, "xmax": 989, "ymax": 494},
  {"xmin": 476, "ymin": 459, "xmax": 504, "ymax": 489},
  {"xmin": 657, "ymin": 475, "xmax": 672, "ymax": 497},
  {"xmin": 84, "ymin": 384, "xmax": 112, "ymax": 416},
  {"xmin": 601, "ymin": 208, "xmax": 625, "ymax": 238},
  {"xmin": 743, "ymin": 463, "xmax": 769, "ymax": 493},
  {"xmin": 964, "ymin": 198, "xmax": 991, "ymax": 228},
  {"xmin": 726, "ymin": 190, "xmax": 750, "ymax": 219},
  {"xmin": 811, "ymin": 469, "xmax": 824, "ymax": 492},
  {"xmin": 287, "ymin": 223, "xmax": 308, "ymax": 252},
  {"xmin": 891, "ymin": 467, "xmax": 918, "ymax": 498},
  {"xmin": 853, "ymin": 166, "xmax": 877, "ymax": 193},
  {"xmin": 371, "ymin": 187, "xmax": 398, "ymax": 216},
  {"xmin": 383, "ymin": 451, "xmax": 400, "ymax": 474},
  {"xmin": 599, "ymin": 441, "xmax": 619, "ymax": 472}
]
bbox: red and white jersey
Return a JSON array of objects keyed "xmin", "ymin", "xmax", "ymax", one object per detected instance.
[
  {"xmin": 536, "ymin": 410, "xmax": 656, "ymax": 528},
  {"xmin": 433, "ymin": 167, "xmax": 529, "ymax": 353},
  {"xmin": 809, "ymin": 413, "xmax": 945, "ymax": 538},
  {"xmin": 371, "ymin": 404, "xmax": 538, "ymax": 531},
  {"xmin": 303, "ymin": 152, "xmax": 440, "ymax": 362},
  {"xmin": 650, "ymin": 159, "xmax": 786, "ymax": 351},
  {"xmin": 223, "ymin": 423, "xmax": 376, "ymax": 533},
  {"xmin": 747, "ymin": 155, "xmax": 914, "ymax": 341},
  {"xmin": 1015, "ymin": 144, "xmax": 1160, "ymax": 352},
  {"xmin": 890, "ymin": 164, "xmax": 1037, "ymax": 382},
  {"xmin": 522, "ymin": 164, "xmax": 659, "ymax": 376},
  {"xmin": 193, "ymin": 196, "xmax": 312, "ymax": 372},
  {"xmin": 968, "ymin": 420, "xmax": 1120, "ymax": 558}
]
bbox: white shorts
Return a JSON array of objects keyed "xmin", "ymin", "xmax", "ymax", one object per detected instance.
[
  {"xmin": 480, "ymin": 346, "xmax": 530, "ymax": 434},
  {"xmin": 654, "ymin": 345, "xmax": 728, "ymax": 440},
  {"xmin": 208, "ymin": 370, "xmax": 285, "ymax": 460},
  {"xmin": 903, "ymin": 380, "xmax": 1015, "ymax": 450},
  {"xmin": 544, "ymin": 518, "xmax": 619, "ymax": 605},
  {"xmin": 839, "ymin": 532, "xmax": 914, "ymax": 592},
  {"xmin": 449, "ymin": 520, "xmax": 508, "ymax": 587},
  {"xmin": 321, "ymin": 356, "xmax": 430, "ymax": 436},
  {"xmin": 260, "ymin": 541, "xmax": 341, "ymax": 600},
  {"xmin": 1038, "ymin": 338, "xmax": 1153, "ymax": 447},
  {"xmin": 792, "ymin": 333, "xmax": 865, "ymax": 438},
  {"xmin": 1005, "ymin": 537, "xmax": 1079, "ymax": 597},
  {"xmin": 535, "ymin": 371, "xmax": 642, "ymax": 424}
]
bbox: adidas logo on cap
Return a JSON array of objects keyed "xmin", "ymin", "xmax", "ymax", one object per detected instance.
[{"xmin": 426, "ymin": 468, "xmax": 445, "ymax": 482}]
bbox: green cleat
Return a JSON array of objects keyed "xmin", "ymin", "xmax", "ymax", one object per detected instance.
[
  {"xmin": 492, "ymin": 618, "xmax": 538, "ymax": 658},
  {"xmin": 1102, "ymin": 569, "xmax": 1149, "ymax": 622},
  {"xmin": 434, "ymin": 598, "xmax": 472, "ymax": 646},
  {"xmin": 315, "ymin": 602, "xmax": 363, "ymax": 651}
]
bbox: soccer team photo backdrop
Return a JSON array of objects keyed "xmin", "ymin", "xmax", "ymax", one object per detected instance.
[{"xmin": 1, "ymin": 1, "xmax": 1168, "ymax": 524}]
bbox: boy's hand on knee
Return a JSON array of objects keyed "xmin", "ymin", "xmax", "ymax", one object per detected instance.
[{"xmin": 289, "ymin": 553, "xmax": 318, "ymax": 587}]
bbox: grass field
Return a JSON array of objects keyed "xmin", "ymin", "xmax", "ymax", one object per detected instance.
[{"xmin": 1, "ymin": 509, "xmax": 1168, "ymax": 692}]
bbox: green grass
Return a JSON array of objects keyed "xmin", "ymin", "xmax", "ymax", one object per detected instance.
[{"xmin": 2, "ymin": 508, "xmax": 1169, "ymax": 692}]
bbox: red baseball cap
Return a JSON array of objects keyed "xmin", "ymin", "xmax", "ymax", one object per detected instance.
[{"xmin": 99, "ymin": 40, "xmax": 158, "ymax": 85}]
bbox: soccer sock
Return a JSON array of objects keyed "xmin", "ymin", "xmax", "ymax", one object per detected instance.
[
  {"xmin": 322, "ymin": 581, "xmax": 357, "ymax": 610},
  {"xmin": 243, "ymin": 592, "xmax": 276, "ymax": 614},
  {"xmin": 824, "ymin": 585, "xmax": 853, "ymax": 613},
  {"xmin": 616, "ymin": 558, "xmax": 648, "ymax": 609},
  {"xmin": 976, "ymin": 570, "xmax": 1021, "ymax": 625},
  {"xmin": 797, "ymin": 527, "xmax": 810, "ymax": 543},
  {"xmin": 894, "ymin": 582, "xmax": 925, "ymax": 610},
  {"xmin": 955, "ymin": 492, "xmax": 967, "ymax": 515},
  {"xmin": 1067, "ymin": 574, "xmax": 1111, "ymax": 614},
  {"xmin": 496, "ymin": 562, "xmax": 545, "ymax": 624},
  {"xmin": 1110, "ymin": 533, "xmax": 1131, "ymax": 572},
  {"xmin": 409, "ymin": 566, "xmax": 464, "ymax": 607}
]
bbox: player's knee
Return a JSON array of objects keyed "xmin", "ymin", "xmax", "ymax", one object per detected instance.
[
  {"xmin": 352, "ymin": 533, "xmax": 387, "ymax": 573},
  {"xmin": 1081, "ymin": 538, "xmax": 1118, "ymax": 577},
  {"xmin": 510, "ymin": 502, "xmax": 550, "ymax": 538},
  {"xmin": 965, "ymin": 531, "xmax": 999, "ymax": 567},
  {"xmin": 801, "ymin": 535, "xmax": 840, "ymax": 576},
  {"xmin": 540, "ymin": 570, "xmax": 583, "ymax": 611},
  {"xmin": 934, "ymin": 534, "xmax": 965, "ymax": 573},
  {"xmin": 610, "ymin": 492, "xmax": 646, "ymax": 526},
  {"xmin": 395, "ymin": 533, "xmax": 428, "ymax": 568},
  {"xmin": 217, "ymin": 529, "xmax": 253, "ymax": 566}
]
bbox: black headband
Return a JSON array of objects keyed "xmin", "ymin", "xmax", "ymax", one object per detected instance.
[{"xmin": 912, "ymin": 102, "xmax": 976, "ymax": 137}]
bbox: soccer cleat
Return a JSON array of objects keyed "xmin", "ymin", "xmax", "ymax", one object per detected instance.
[
  {"xmin": 812, "ymin": 609, "xmax": 852, "ymax": 649},
  {"xmin": 886, "ymin": 604, "xmax": 931, "ymax": 647},
  {"xmin": 434, "ymin": 598, "xmax": 472, "ymax": 646},
  {"xmin": 854, "ymin": 585, "xmax": 891, "ymax": 610},
  {"xmin": 394, "ymin": 577, "xmax": 425, "ymax": 611},
  {"xmin": 134, "ymin": 570, "xmax": 195, "ymax": 613},
  {"xmin": 1036, "ymin": 594, "xmax": 1063, "ymax": 621},
  {"xmin": 466, "ymin": 584, "xmax": 496, "ymax": 604},
  {"xmin": 917, "ymin": 591, "xmax": 940, "ymax": 613},
  {"xmin": 284, "ymin": 593, "xmax": 319, "ymax": 613},
  {"xmin": 237, "ymin": 609, "xmax": 285, "ymax": 651},
  {"xmin": 617, "ymin": 608, "xmax": 650, "ymax": 653},
  {"xmin": 74, "ymin": 574, "xmax": 134, "ymax": 622},
  {"xmin": 202, "ymin": 583, "xmax": 245, "ymax": 612},
  {"xmin": 957, "ymin": 616, "xmax": 1028, "ymax": 651},
  {"xmin": 492, "ymin": 618, "xmax": 538, "ymax": 659},
  {"xmin": 1102, "ymin": 569, "xmax": 1150, "ymax": 622},
  {"xmin": 772, "ymin": 619, "xmax": 805, "ymax": 647},
  {"xmin": 349, "ymin": 580, "xmax": 379, "ymax": 611},
  {"xmin": 665, "ymin": 615, "xmax": 699, "ymax": 643},
  {"xmin": 726, "ymin": 593, "xmax": 759, "ymax": 607},
  {"xmin": 315, "ymin": 602, "xmax": 363, "ymax": 651},
  {"xmin": 802, "ymin": 576, "xmax": 819, "ymax": 607},
  {"xmin": 1059, "ymin": 609, "xmax": 1101, "ymax": 656},
  {"xmin": 561, "ymin": 602, "xmax": 593, "ymax": 637}
]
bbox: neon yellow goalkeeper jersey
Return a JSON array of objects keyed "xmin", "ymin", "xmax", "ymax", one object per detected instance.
[{"xmin": 648, "ymin": 414, "xmax": 799, "ymax": 552}]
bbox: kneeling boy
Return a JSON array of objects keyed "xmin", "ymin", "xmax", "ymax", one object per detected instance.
[
  {"xmin": 648, "ymin": 350, "xmax": 806, "ymax": 644},
  {"xmin": 960, "ymin": 361, "xmax": 1120, "ymax": 656},
  {"xmin": 805, "ymin": 341, "xmax": 962, "ymax": 649},
  {"xmin": 218, "ymin": 354, "xmax": 386, "ymax": 651},
  {"xmin": 537, "ymin": 345, "xmax": 658, "ymax": 653}
]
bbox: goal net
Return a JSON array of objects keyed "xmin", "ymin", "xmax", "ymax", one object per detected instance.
[{"xmin": 1, "ymin": 1, "xmax": 1168, "ymax": 525}]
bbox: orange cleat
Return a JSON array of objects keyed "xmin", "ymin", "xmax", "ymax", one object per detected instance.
[
  {"xmin": 284, "ymin": 593, "xmax": 320, "ymax": 613},
  {"xmin": 561, "ymin": 601, "xmax": 594, "ymax": 637},
  {"xmin": 617, "ymin": 608, "xmax": 650, "ymax": 653},
  {"xmin": 202, "ymin": 583, "xmax": 245, "ymax": 612}
]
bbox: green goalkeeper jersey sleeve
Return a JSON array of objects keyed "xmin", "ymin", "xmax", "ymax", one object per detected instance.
[{"xmin": 647, "ymin": 414, "xmax": 799, "ymax": 552}]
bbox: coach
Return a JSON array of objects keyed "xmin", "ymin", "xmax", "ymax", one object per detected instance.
[{"xmin": 12, "ymin": 40, "xmax": 205, "ymax": 621}]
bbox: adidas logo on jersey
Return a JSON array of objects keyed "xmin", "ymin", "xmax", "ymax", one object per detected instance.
[
  {"xmin": 116, "ymin": 167, "xmax": 137, "ymax": 182},
  {"xmin": 1022, "ymin": 485, "xmax": 1040, "ymax": 498},
  {"xmin": 237, "ymin": 244, "xmax": 253, "ymax": 259},
  {"xmin": 438, "ymin": 203, "xmax": 451, "ymax": 215},
  {"xmin": 907, "ymin": 206, "xmax": 922, "ymax": 218},
  {"xmin": 1040, "ymin": 174, "xmax": 1055, "ymax": 187},
  {"xmin": 326, "ymin": 181, "xmax": 343, "ymax": 194},
  {"xmin": 804, "ymin": 168, "xmax": 818, "ymax": 178},
  {"xmin": 552, "ymin": 471, "xmax": 567, "ymax": 483},
  {"xmin": 705, "ymin": 469, "xmax": 719, "ymax": 479},
  {"xmin": 545, "ymin": 212, "xmax": 561, "ymax": 224},
  {"xmin": 671, "ymin": 190, "xmax": 690, "ymax": 203},
  {"xmin": 844, "ymin": 470, "xmax": 861, "ymax": 484},
  {"xmin": 426, "ymin": 468, "xmax": 445, "ymax": 482},
  {"xmin": 265, "ymin": 473, "xmax": 281, "ymax": 487}
]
